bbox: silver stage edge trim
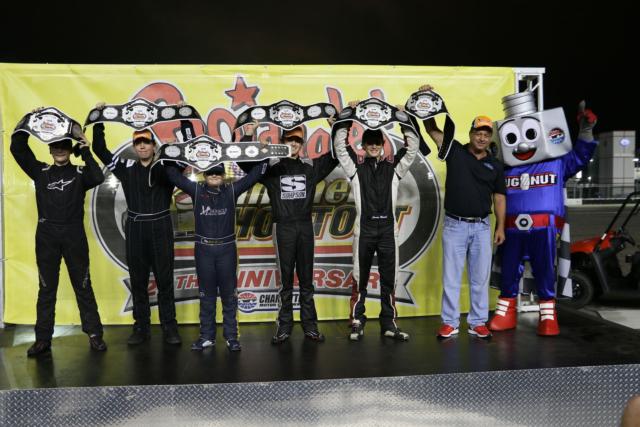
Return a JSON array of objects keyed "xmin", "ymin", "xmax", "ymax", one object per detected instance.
[{"xmin": 1, "ymin": 364, "xmax": 638, "ymax": 426}]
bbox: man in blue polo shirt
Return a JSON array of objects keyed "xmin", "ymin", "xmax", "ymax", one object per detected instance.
[{"xmin": 421, "ymin": 85, "xmax": 506, "ymax": 339}]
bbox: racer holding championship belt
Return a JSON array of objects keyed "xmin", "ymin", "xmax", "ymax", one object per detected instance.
[
  {"xmin": 165, "ymin": 160, "xmax": 267, "ymax": 352},
  {"xmin": 91, "ymin": 103, "xmax": 182, "ymax": 346},
  {"xmin": 332, "ymin": 99, "xmax": 420, "ymax": 342},
  {"xmin": 11, "ymin": 108, "xmax": 107, "ymax": 356},
  {"xmin": 238, "ymin": 115, "xmax": 338, "ymax": 344}
]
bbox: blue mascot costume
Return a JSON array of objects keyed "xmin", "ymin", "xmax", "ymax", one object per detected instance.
[{"xmin": 488, "ymin": 92, "xmax": 597, "ymax": 336}]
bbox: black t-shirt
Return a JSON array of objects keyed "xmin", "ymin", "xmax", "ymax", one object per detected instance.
[{"xmin": 443, "ymin": 140, "xmax": 506, "ymax": 217}]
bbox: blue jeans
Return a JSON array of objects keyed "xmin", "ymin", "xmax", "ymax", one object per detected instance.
[{"xmin": 441, "ymin": 215, "xmax": 492, "ymax": 328}]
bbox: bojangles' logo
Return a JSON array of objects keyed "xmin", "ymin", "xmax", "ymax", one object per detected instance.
[{"xmin": 91, "ymin": 78, "xmax": 441, "ymax": 314}]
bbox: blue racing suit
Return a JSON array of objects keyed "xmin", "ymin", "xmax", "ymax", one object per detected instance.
[{"xmin": 166, "ymin": 161, "xmax": 266, "ymax": 340}]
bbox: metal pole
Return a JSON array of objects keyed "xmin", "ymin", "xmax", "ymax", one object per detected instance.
[{"xmin": 1, "ymin": 101, "xmax": 5, "ymax": 329}]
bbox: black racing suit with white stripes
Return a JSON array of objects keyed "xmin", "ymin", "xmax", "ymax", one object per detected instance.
[
  {"xmin": 10, "ymin": 132, "xmax": 105, "ymax": 341},
  {"xmin": 332, "ymin": 123, "xmax": 419, "ymax": 330},
  {"xmin": 92, "ymin": 123, "xmax": 177, "ymax": 332}
]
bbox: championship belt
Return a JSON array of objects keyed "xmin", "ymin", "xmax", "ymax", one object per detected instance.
[
  {"xmin": 332, "ymin": 98, "xmax": 425, "ymax": 154},
  {"xmin": 151, "ymin": 135, "xmax": 290, "ymax": 172},
  {"xmin": 234, "ymin": 100, "xmax": 337, "ymax": 130},
  {"xmin": 13, "ymin": 107, "xmax": 83, "ymax": 144},
  {"xmin": 404, "ymin": 89, "xmax": 455, "ymax": 160},
  {"xmin": 333, "ymin": 98, "xmax": 417, "ymax": 131},
  {"xmin": 84, "ymin": 99, "xmax": 202, "ymax": 130}
]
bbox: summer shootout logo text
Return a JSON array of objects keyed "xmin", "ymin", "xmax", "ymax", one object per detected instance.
[{"xmin": 91, "ymin": 77, "xmax": 441, "ymax": 314}]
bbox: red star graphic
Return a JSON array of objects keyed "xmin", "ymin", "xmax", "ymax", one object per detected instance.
[{"xmin": 225, "ymin": 77, "xmax": 260, "ymax": 111}]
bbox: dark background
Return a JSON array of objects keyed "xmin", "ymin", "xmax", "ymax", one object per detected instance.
[{"xmin": 0, "ymin": 0, "xmax": 634, "ymax": 136}]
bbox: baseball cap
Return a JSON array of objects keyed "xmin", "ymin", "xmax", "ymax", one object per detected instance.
[
  {"xmin": 282, "ymin": 126, "xmax": 304, "ymax": 142},
  {"xmin": 362, "ymin": 129, "xmax": 384, "ymax": 145},
  {"xmin": 132, "ymin": 129, "xmax": 155, "ymax": 144},
  {"xmin": 203, "ymin": 164, "xmax": 225, "ymax": 176},
  {"xmin": 470, "ymin": 115, "xmax": 493, "ymax": 132},
  {"xmin": 49, "ymin": 138, "xmax": 73, "ymax": 151}
]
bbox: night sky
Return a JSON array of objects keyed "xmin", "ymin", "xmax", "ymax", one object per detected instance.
[{"xmin": 1, "ymin": 0, "xmax": 634, "ymax": 136}]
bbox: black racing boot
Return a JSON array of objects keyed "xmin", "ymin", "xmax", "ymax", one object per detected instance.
[
  {"xmin": 349, "ymin": 321, "xmax": 365, "ymax": 341},
  {"xmin": 89, "ymin": 334, "xmax": 107, "ymax": 351},
  {"xmin": 226, "ymin": 339, "xmax": 242, "ymax": 352},
  {"xmin": 127, "ymin": 327, "xmax": 150, "ymax": 345},
  {"xmin": 381, "ymin": 327, "xmax": 410, "ymax": 341},
  {"xmin": 304, "ymin": 329, "xmax": 326, "ymax": 342},
  {"xmin": 27, "ymin": 340, "xmax": 51, "ymax": 357},
  {"xmin": 163, "ymin": 325, "xmax": 182, "ymax": 345},
  {"xmin": 271, "ymin": 325, "xmax": 291, "ymax": 345}
]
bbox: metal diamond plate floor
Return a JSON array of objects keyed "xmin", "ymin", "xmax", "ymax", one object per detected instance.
[
  {"xmin": 2, "ymin": 310, "xmax": 640, "ymax": 426},
  {"xmin": 1, "ymin": 364, "xmax": 638, "ymax": 426}
]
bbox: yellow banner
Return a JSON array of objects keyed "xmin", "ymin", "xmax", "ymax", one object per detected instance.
[{"xmin": 0, "ymin": 63, "xmax": 513, "ymax": 325}]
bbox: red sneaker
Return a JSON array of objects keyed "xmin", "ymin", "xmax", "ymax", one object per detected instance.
[
  {"xmin": 437, "ymin": 324, "xmax": 459, "ymax": 338},
  {"xmin": 488, "ymin": 297, "xmax": 517, "ymax": 331},
  {"xmin": 537, "ymin": 299, "xmax": 560, "ymax": 336},
  {"xmin": 468, "ymin": 324, "xmax": 492, "ymax": 338}
]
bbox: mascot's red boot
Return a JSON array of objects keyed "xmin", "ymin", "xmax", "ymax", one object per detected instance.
[
  {"xmin": 537, "ymin": 299, "xmax": 560, "ymax": 336},
  {"xmin": 488, "ymin": 297, "xmax": 517, "ymax": 331}
]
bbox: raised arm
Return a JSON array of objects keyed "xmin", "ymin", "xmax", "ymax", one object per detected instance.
[
  {"xmin": 332, "ymin": 121, "xmax": 357, "ymax": 179},
  {"xmin": 164, "ymin": 164, "xmax": 197, "ymax": 198},
  {"xmin": 79, "ymin": 147, "xmax": 105, "ymax": 190},
  {"xmin": 394, "ymin": 125, "xmax": 419, "ymax": 178},
  {"xmin": 422, "ymin": 118, "xmax": 444, "ymax": 150},
  {"xmin": 562, "ymin": 103, "xmax": 598, "ymax": 181},
  {"xmin": 233, "ymin": 160, "xmax": 268, "ymax": 196},
  {"xmin": 10, "ymin": 131, "xmax": 46, "ymax": 181},
  {"xmin": 90, "ymin": 103, "xmax": 116, "ymax": 166},
  {"xmin": 312, "ymin": 150, "xmax": 339, "ymax": 185},
  {"xmin": 311, "ymin": 116, "xmax": 340, "ymax": 183},
  {"xmin": 67, "ymin": 124, "xmax": 104, "ymax": 190},
  {"xmin": 91, "ymin": 122, "xmax": 133, "ymax": 182},
  {"xmin": 562, "ymin": 139, "xmax": 597, "ymax": 182},
  {"xmin": 91, "ymin": 123, "xmax": 114, "ymax": 166}
]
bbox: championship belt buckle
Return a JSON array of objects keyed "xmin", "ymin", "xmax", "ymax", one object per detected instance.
[
  {"xmin": 85, "ymin": 99, "xmax": 202, "ymax": 130},
  {"xmin": 13, "ymin": 107, "xmax": 83, "ymax": 144},
  {"xmin": 151, "ymin": 135, "xmax": 291, "ymax": 180},
  {"xmin": 334, "ymin": 98, "xmax": 415, "ymax": 131},
  {"xmin": 269, "ymin": 102, "xmax": 304, "ymax": 128},
  {"xmin": 355, "ymin": 99, "xmax": 391, "ymax": 128},
  {"xmin": 405, "ymin": 90, "xmax": 445, "ymax": 119},
  {"xmin": 515, "ymin": 214, "xmax": 533, "ymax": 231},
  {"xmin": 404, "ymin": 89, "xmax": 456, "ymax": 159},
  {"xmin": 185, "ymin": 140, "xmax": 223, "ymax": 170},
  {"xmin": 235, "ymin": 100, "xmax": 338, "ymax": 131},
  {"xmin": 121, "ymin": 99, "xmax": 158, "ymax": 128}
]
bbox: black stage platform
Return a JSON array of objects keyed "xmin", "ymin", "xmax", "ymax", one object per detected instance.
[{"xmin": 1, "ymin": 307, "xmax": 640, "ymax": 390}]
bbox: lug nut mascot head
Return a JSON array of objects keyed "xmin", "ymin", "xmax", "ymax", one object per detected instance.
[{"xmin": 488, "ymin": 92, "xmax": 597, "ymax": 336}]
